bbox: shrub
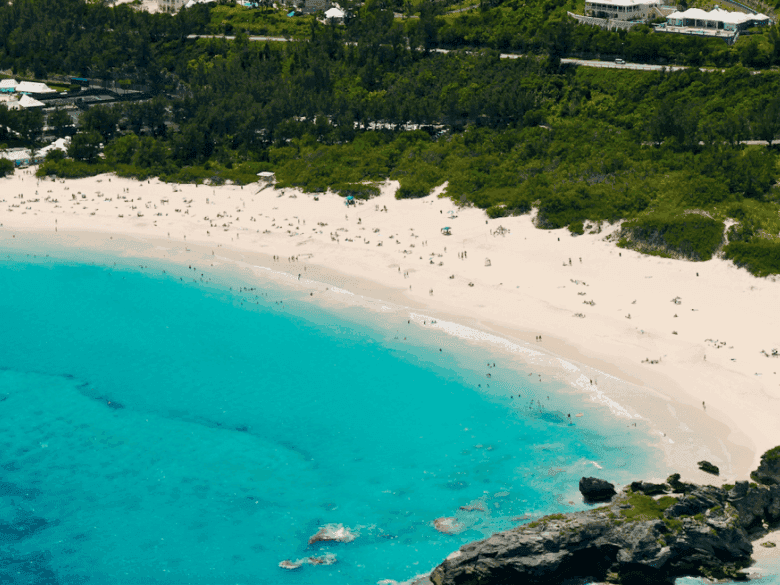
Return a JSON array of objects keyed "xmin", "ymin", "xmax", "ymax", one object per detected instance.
[
  {"xmin": 0, "ymin": 157, "xmax": 14, "ymax": 177},
  {"xmin": 621, "ymin": 212, "xmax": 724, "ymax": 261},
  {"xmin": 723, "ymin": 241, "xmax": 780, "ymax": 277},
  {"xmin": 36, "ymin": 158, "xmax": 108, "ymax": 178},
  {"xmin": 761, "ymin": 446, "xmax": 780, "ymax": 461},
  {"xmin": 396, "ymin": 177, "xmax": 433, "ymax": 199},
  {"xmin": 331, "ymin": 183, "xmax": 380, "ymax": 200},
  {"xmin": 568, "ymin": 220, "xmax": 584, "ymax": 235}
]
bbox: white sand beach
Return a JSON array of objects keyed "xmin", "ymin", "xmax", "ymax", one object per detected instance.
[{"xmin": 2, "ymin": 169, "xmax": 780, "ymax": 490}]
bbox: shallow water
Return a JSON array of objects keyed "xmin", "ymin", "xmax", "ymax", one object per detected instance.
[{"xmin": 0, "ymin": 250, "xmax": 667, "ymax": 584}]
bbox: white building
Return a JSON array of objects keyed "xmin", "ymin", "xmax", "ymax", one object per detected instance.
[
  {"xmin": 157, "ymin": 0, "xmax": 188, "ymax": 12},
  {"xmin": 585, "ymin": 0, "xmax": 660, "ymax": 21},
  {"xmin": 665, "ymin": 7, "xmax": 771, "ymax": 31},
  {"xmin": 324, "ymin": 6, "xmax": 345, "ymax": 20},
  {"xmin": 15, "ymin": 81, "xmax": 55, "ymax": 95}
]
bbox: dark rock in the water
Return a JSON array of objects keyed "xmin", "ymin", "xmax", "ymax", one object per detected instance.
[
  {"xmin": 631, "ymin": 481, "xmax": 669, "ymax": 495},
  {"xmin": 751, "ymin": 447, "xmax": 780, "ymax": 486},
  {"xmin": 579, "ymin": 477, "xmax": 616, "ymax": 502},
  {"xmin": 698, "ymin": 460, "xmax": 720, "ymax": 475}
]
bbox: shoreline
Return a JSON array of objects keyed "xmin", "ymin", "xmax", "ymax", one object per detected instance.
[{"xmin": 2, "ymin": 170, "xmax": 779, "ymax": 481}]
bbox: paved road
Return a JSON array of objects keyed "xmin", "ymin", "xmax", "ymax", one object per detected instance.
[{"xmin": 187, "ymin": 34, "xmax": 295, "ymax": 42}]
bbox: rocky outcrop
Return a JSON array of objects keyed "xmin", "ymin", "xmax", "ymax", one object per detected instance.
[
  {"xmin": 430, "ymin": 486, "xmax": 752, "ymax": 585},
  {"xmin": 430, "ymin": 447, "xmax": 780, "ymax": 585},
  {"xmin": 698, "ymin": 460, "xmax": 720, "ymax": 475},
  {"xmin": 579, "ymin": 477, "xmax": 616, "ymax": 503},
  {"xmin": 631, "ymin": 481, "xmax": 669, "ymax": 495},
  {"xmin": 728, "ymin": 481, "xmax": 780, "ymax": 533},
  {"xmin": 751, "ymin": 447, "xmax": 780, "ymax": 485},
  {"xmin": 666, "ymin": 473, "xmax": 694, "ymax": 494}
]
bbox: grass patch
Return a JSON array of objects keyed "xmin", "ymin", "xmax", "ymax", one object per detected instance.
[
  {"xmin": 206, "ymin": 5, "xmax": 316, "ymax": 39},
  {"xmin": 620, "ymin": 493, "xmax": 677, "ymax": 522}
]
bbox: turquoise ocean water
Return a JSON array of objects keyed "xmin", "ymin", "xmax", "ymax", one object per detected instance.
[{"xmin": 0, "ymin": 247, "xmax": 681, "ymax": 584}]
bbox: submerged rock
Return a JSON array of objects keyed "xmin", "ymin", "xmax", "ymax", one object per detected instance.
[
  {"xmin": 434, "ymin": 517, "xmax": 466, "ymax": 534},
  {"xmin": 278, "ymin": 553, "xmax": 338, "ymax": 570},
  {"xmin": 307, "ymin": 553, "xmax": 337, "ymax": 565},
  {"xmin": 579, "ymin": 477, "xmax": 616, "ymax": 503},
  {"xmin": 308, "ymin": 523, "xmax": 357, "ymax": 545}
]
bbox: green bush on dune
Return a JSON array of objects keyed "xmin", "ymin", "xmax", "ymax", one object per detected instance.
[
  {"xmin": 723, "ymin": 241, "xmax": 780, "ymax": 277},
  {"xmin": 620, "ymin": 212, "xmax": 725, "ymax": 261}
]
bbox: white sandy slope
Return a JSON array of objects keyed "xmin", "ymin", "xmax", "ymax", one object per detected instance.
[{"xmin": 2, "ymin": 168, "xmax": 780, "ymax": 490}]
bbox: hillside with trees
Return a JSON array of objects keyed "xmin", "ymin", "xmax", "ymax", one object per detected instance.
[{"xmin": 1, "ymin": 0, "xmax": 780, "ymax": 274}]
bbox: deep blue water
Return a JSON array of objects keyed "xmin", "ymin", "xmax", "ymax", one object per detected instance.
[{"xmin": 0, "ymin": 249, "xmax": 667, "ymax": 584}]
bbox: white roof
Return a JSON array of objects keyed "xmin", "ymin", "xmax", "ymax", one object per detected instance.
[
  {"xmin": 15, "ymin": 81, "xmax": 55, "ymax": 94},
  {"xmin": 585, "ymin": 0, "xmax": 658, "ymax": 6},
  {"xmin": 324, "ymin": 7, "xmax": 345, "ymax": 17},
  {"xmin": 39, "ymin": 137, "xmax": 71, "ymax": 157},
  {"xmin": 19, "ymin": 94, "xmax": 45, "ymax": 108},
  {"xmin": 0, "ymin": 79, "xmax": 17, "ymax": 90},
  {"xmin": 667, "ymin": 7, "xmax": 770, "ymax": 23},
  {"xmin": 257, "ymin": 171, "xmax": 275, "ymax": 177}
]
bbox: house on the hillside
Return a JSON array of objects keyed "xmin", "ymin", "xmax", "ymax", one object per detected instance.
[
  {"xmin": 324, "ymin": 6, "xmax": 345, "ymax": 20},
  {"xmin": 15, "ymin": 81, "xmax": 55, "ymax": 95},
  {"xmin": 584, "ymin": 0, "xmax": 660, "ymax": 21},
  {"xmin": 664, "ymin": 7, "xmax": 771, "ymax": 31}
]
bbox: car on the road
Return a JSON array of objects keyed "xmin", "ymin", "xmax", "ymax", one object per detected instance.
[{"xmin": 615, "ymin": 59, "xmax": 626, "ymax": 64}]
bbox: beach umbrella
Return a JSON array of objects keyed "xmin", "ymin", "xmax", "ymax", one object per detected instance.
[{"xmin": 346, "ymin": 196, "xmax": 354, "ymax": 201}]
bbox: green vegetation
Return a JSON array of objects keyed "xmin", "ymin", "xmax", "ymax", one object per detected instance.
[
  {"xmin": 527, "ymin": 512, "xmax": 566, "ymax": 527},
  {"xmin": 206, "ymin": 5, "xmax": 316, "ymax": 39},
  {"xmin": 724, "ymin": 241, "xmax": 780, "ymax": 277},
  {"xmin": 0, "ymin": 158, "xmax": 14, "ymax": 176},
  {"xmin": 762, "ymin": 446, "xmax": 780, "ymax": 461},
  {"xmin": 620, "ymin": 493, "xmax": 677, "ymax": 522},
  {"xmin": 620, "ymin": 213, "xmax": 725, "ymax": 261},
  {"xmin": 664, "ymin": 518, "xmax": 683, "ymax": 533}
]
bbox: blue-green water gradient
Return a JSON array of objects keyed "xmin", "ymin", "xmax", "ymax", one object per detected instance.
[{"xmin": 0, "ymin": 251, "xmax": 665, "ymax": 584}]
